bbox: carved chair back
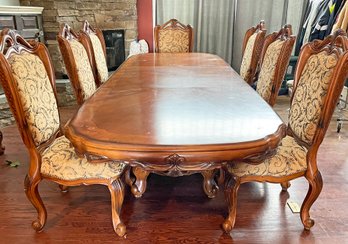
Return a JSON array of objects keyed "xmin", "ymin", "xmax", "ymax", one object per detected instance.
[
  {"xmin": 154, "ymin": 19, "xmax": 194, "ymax": 53},
  {"xmin": 81, "ymin": 20, "xmax": 108, "ymax": 87},
  {"xmin": 240, "ymin": 21, "xmax": 267, "ymax": 85},
  {"xmin": 0, "ymin": 28, "xmax": 62, "ymax": 169},
  {"xmin": 57, "ymin": 23, "xmax": 97, "ymax": 105},
  {"xmin": 256, "ymin": 24, "xmax": 296, "ymax": 106},
  {"xmin": 288, "ymin": 30, "xmax": 348, "ymax": 159}
]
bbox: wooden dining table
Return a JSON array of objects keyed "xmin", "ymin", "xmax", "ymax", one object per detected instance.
[{"xmin": 65, "ymin": 53, "xmax": 286, "ymax": 198}]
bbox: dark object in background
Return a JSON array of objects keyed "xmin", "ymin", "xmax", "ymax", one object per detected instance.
[{"xmin": 102, "ymin": 29, "xmax": 125, "ymax": 71}]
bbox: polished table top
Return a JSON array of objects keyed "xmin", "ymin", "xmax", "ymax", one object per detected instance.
[{"xmin": 65, "ymin": 53, "xmax": 285, "ymax": 163}]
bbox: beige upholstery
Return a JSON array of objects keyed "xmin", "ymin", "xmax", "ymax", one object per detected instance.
[
  {"xmin": 158, "ymin": 29, "xmax": 190, "ymax": 53},
  {"xmin": 240, "ymin": 33, "xmax": 257, "ymax": 81},
  {"xmin": 70, "ymin": 39, "xmax": 96, "ymax": 100},
  {"xmin": 227, "ymin": 136, "xmax": 307, "ymax": 177},
  {"xmin": 8, "ymin": 52, "xmax": 60, "ymax": 146},
  {"xmin": 256, "ymin": 40, "xmax": 285, "ymax": 102},
  {"xmin": 89, "ymin": 33, "xmax": 109, "ymax": 83},
  {"xmin": 289, "ymin": 51, "xmax": 338, "ymax": 144},
  {"xmin": 41, "ymin": 136, "xmax": 126, "ymax": 181}
]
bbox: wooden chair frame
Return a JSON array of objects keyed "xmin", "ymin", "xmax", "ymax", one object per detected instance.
[
  {"xmin": 57, "ymin": 23, "xmax": 97, "ymax": 105},
  {"xmin": 154, "ymin": 18, "xmax": 194, "ymax": 53},
  {"xmin": 223, "ymin": 30, "xmax": 348, "ymax": 232},
  {"xmin": 81, "ymin": 20, "xmax": 107, "ymax": 87},
  {"xmin": 257, "ymin": 24, "xmax": 296, "ymax": 106},
  {"xmin": 241, "ymin": 21, "xmax": 267, "ymax": 85},
  {"xmin": 0, "ymin": 28, "xmax": 126, "ymax": 237}
]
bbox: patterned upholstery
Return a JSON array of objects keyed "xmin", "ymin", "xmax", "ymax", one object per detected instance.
[
  {"xmin": 70, "ymin": 39, "xmax": 96, "ymax": 100},
  {"xmin": 240, "ymin": 33, "xmax": 257, "ymax": 81},
  {"xmin": 158, "ymin": 29, "xmax": 190, "ymax": 53},
  {"xmin": 227, "ymin": 136, "xmax": 307, "ymax": 177},
  {"xmin": 289, "ymin": 51, "xmax": 338, "ymax": 144},
  {"xmin": 256, "ymin": 40, "xmax": 285, "ymax": 103},
  {"xmin": 41, "ymin": 136, "xmax": 126, "ymax": 181},
  {"xmin": 8, "ymin": 52, "xmax": 60, "ymax": 146},
  {"xmin": 89, "ymin": 33, "xmax": 109, "ymax": 83}
]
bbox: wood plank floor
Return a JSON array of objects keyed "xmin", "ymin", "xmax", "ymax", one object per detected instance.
[{"xmin": 0, "ymin": 96, "xmax": 347, "ymax": 243}]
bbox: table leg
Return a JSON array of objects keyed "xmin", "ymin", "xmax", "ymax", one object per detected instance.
[
  {"xmin": 0, "ymin": 130, "xmax": 4, "ymax": 155},
  {"xmin": 201, "ymin": 170, "xmax": 219, "ymax": 198},
  {"xmin": 131, "ymin": 166, "xmax": 149, "ymax": 198}
]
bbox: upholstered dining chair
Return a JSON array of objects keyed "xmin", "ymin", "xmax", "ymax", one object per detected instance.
[
  {"xmin": 81, "ymin": 20, "xmax": 109, "ymax": 87},
  {"xmin": 154, "ymin": 19, "xmax": 194, "ymax": 53},
  {"xmin": 240, "ymin": 21, "xmax": 267, "ymax": 85},
  {"xmin": 222, "ymin": 30, "xmax": 348, "ymax": 233},
  {"xmin": 0, "ymin": 29, "xmax": 127, "ymax": 237},
  {"xmin": 256, "ymin": 24, "xmax": 296, "ymax": 107},
  {"xmin": 57, "ymin": 23, "xmax": 97, "ymax": 105}
]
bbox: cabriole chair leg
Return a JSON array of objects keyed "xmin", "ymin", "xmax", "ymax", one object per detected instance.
[
  {"xmin": 300, "ymin": 171, "xmax": 323, "ymax": 230},
  {"xmin": 223, "ymin": 176, "xmax": 241, "ymax": 233},
  {"xmin": 24, "ymin": 174, "xmax": 47, "ymax": 232},
  {"xmin": 108, "ymin": 179, "xmax": 126, "ymax": 237}
]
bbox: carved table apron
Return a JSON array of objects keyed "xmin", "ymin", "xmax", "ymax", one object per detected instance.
[{"xmin": 65, "ymin": 53, "xmax": 286, "ymax": 198}]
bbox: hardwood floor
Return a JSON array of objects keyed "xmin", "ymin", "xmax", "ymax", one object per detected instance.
[{"xmin": 0, "ymin": 96, "xmax": 348, "ymax": 243}]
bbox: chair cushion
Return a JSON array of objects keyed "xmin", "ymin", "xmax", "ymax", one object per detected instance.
[
  {"xmin": 41, "ymin": 136, "xmax": 126, "ymax": 181},
  {"xmin": 289, "ymin": 51, "xmax": 338, "ymax": 144},
  {"xmin": 256, "ymin": 40, "xmax": 285, "ymax": 103},
  {"xmin": 90, "ymin": 33, "xmax": 109, "ymax": 83},
  {"xmin": 158, "ymin": 29, "xmax": 190, "ymax": 53},
  {"xmin": 70, "ymin": 39, "xmax": 96, "ymax": 100},
  {"xmin": 240, "ymin": 33, "xmax": 257, "ymax": 82},
  {"xmin": 227, "ymin": 136, "xmax": 307, "ymax": 177},
  {"xmin": 8, "ymin": 52, "xmax": 60, "ymax": 146}
]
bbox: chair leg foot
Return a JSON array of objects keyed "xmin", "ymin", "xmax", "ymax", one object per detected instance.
[
  {"xmin": 108, "ymin": 179, "xmax": 126, "ymax": 237},
  {"xmin": 281, "ymin": 181, "xmax": 291, "ymax": 191},
  {"xmin": 300, "ymin": 171, "xmax": 323, "ymax": 230},
  {"xmin": 59, "ymin": 184, "xmax": 69, "ymax": 193},
  {"xmin": 223, "ymin": 175, "xmax": 241, "ymax": 233},
  {"xmin": 24, "ymin": 174, "xmax": 47, "ymax": 232}
]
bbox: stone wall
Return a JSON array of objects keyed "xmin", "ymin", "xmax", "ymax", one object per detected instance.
[{"xmin": 19, "ymin": 0, "xmax": 137, "ymax": 77}]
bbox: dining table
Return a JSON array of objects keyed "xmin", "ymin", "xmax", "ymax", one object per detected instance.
[{"xmin": 64, "ymin": 52, "xmax": 286, "ymax": 198}]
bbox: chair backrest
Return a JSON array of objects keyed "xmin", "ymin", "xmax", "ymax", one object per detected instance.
[
  {"xmin": 154, "ymin": 19, "xmax": 194, "ymax": 53},
  {"xmin": 57, "ymin": 23, "xmax": 96, "ymax": 105},
  {"xmin": 240, "ymin": 21, "xmax": 267, "ymax": 85},
  {"xmin": 81, "ymin": 20, "xmax": 109, "ymax": 87},
  {"xmin": 0, "ymin": 29, "xmax": 61, "ymax": 150},
  {"xmin": 256, "ymin": 24, "xmax": 296, "ymax": 106},
  {"xmin": 288, "ymin": 30, "xmax": 348, "ymax": 149}
]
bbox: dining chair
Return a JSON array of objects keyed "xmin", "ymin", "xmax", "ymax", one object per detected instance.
[
  {"xmin": 0, "ymin": 29, "xmax": 127, "ymax": 237},
  {"xmin": 240, "ymin": 21, "xmax": 267, "ymax": 85},
  {"xmin": 57, "ymin": 23, "xmax": 97, "ymax": 105},
  {"xmin": 154, "ymin": 18, "xmax": 194, "ymax": 53},
  {"xmin": 223, "ymin": 30, "xmax": 348, "ymax": 233},
  {"xmin": 256, "ymin": 24, "xmax": 296, "ymax": 107},
  {"xmin": 81, "ymin": 20, "xmax": 109, "ymax": 87}
]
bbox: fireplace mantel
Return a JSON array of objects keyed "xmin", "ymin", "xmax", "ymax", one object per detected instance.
[{"xmin": 0, "ymin": 5, "xmax": 43, "ymax": 14}]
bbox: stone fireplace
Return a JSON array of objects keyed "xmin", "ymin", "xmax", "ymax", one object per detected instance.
[{"xmin": 19, "ymin": 0, "xmax": 137, "ymax": 77}]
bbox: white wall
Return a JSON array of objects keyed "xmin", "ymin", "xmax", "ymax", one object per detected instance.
[{"xmin": 0, "ymin": 0, "xmax": 20, "ymax": 6}]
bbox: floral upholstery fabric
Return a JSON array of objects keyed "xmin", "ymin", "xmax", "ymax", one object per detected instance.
[
  {"xmin": 70, "ymin": 39, "xmax": 96, "ymax": 100},
  {"xmin": 158, "ymin": 29, "xmax": 190, "ymax": 53},
  {"xmin": 240, "ymin": 33, "xmax": 257, "ymax": 82},
  {"xmin": 227, "ymin": 136, "xmax": 307, "ymax": 177},
  {"xmin": 41, "ymin": 136, "xmax": 126, "ymax": 181},
  {"xmin": 256, "ymin": 40, "xmax": 285, "ymax": 103},
  {"xmin": 8, "ymin": 52, "xmax": 60, "ymax": 146},
  {"xmin": 289, "ymin": 51, "xmax": 338, "ymax": 144},
  {"xmin": 89, "ymin": 33, "xmax": 109, "ymax": 83}
]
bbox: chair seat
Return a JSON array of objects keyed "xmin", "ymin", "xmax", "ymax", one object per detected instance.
[
  {"xmin": 41, "ymin": 136, "xmax": 126, "ymax": 181},
  {"xmin": 227, "ymin": 136, "xmax": 307, "ymax": 178}
]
